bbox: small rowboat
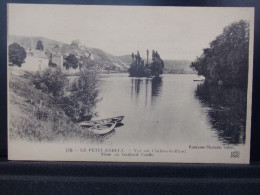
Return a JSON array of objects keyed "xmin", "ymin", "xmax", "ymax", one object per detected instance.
[
  {"xmin": 78, "ymin": 116, "xmax": 124, "ymax": 127},
  {"xmin": 193, "ymin": 79, "xmax": 204, "ymax": 81},
  {"xmin": 88, "ymin": 122, "xmax": 117, "ymax": 135}
]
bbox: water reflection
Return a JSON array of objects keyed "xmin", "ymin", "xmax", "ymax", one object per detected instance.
[
  {"xmin": 131, "ymin": 77, "xmax": 163, "ymax": 106},
  {"xmin": 151, "ymin": 77, "xmax": 163, "ymax": 105},
  {"xmin": 195, "ymin": 83, "xmax": 247, "ymax": 145},
  {"xmin": 134, "ymin": 79, "xmax": 142, "ymax": 95}
]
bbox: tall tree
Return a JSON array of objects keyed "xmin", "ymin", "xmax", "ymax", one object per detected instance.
[
  {"xmin": 131, "ymin": 52, "xmax": 135, "ymax": 62},
  {"xmin": 150, "ymin": 50, "xmax": 164, "ymax": 77},
  {"xmin": 8, "ymin": 43, "xmax": 26, "ymax": 67},
  {"xmin": 36, "ymin": 40, "xmax": 44, "ymax": 51},
  {"xmin": 146, "ymin": 49, "xmax": 149, "ymax": 65}
]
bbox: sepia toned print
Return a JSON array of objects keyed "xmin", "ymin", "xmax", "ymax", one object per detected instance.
[{"xmin": 7, "ymin": 4, "xmax": 254, "ymax": 163}]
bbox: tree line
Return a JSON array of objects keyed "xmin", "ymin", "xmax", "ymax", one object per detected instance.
[
  {"xmin": 128, "ymin": 50, "xmax": 164, "ymax": 77},
  {"xmin": 190, "ymin": 20, "xmax": 250, "ymax": 87}
]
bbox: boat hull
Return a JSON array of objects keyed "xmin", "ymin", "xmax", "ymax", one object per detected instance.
[
  {"xmin": 78, "ymin": 116, "xmax": 124, "ymax": 127},
  {"xmin": 88, "ymin": 122, "xmax": 117, "ymax": 135}
]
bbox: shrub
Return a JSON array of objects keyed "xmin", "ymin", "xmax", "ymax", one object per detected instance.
[
  {"xmin": 8, "ymin": 43, "xmax": 26, "ymax": 67},
  {"xmin": 32, "ymin": 67, "xmax": 67, "ymax": 97},
  {"xmin": 36, "ymin": 40, "xmax": 44, "ymax": 51},
  {"xmin": 64, "ymin": 54, "xmax": 78, "ymax": 69}
]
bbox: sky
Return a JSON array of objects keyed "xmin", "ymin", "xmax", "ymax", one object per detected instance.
[{"xmin": 8, "ymin": 4, "xmax": 254, "ymax": 60}]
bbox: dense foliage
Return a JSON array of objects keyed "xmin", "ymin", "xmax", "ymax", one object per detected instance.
[
  {"xmin": 36, "ymin": 40, "xmax": 44, "ymax": 51},
  {"xmin": 150, "ymin": 51, "xmax": 164, "ymax": 77},
  {"xmin": 63, "ymin": 52, "xmax": 95, "ymax": 70},
  {"xmin": 32, "ymin": 67, "xmax": 67, "ymax": 97},
  {"xmin": 32, "ymin": 66, "xmax": 100, "ymax": 122},
  {"xmin": 128, "ymin": 50, "xmax": 164, "ymax": 77},
  {"xmin": 62, "ymin": 69, "xmax": 100, "ymax": 122},
  {"xmin": 8, "ymin": 43, "xmax": 26, "ymax": 67},
  {"xmin": 190, "ymin": 20, "xmax": 249, "ymax": 86},
  {"xmin": 64, "ymin": 54, "xmax": 79, "ymax": 69}
]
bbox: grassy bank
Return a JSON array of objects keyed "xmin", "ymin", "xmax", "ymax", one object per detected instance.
[{"xmin": 8, "ymin": 67, "xmax": 98, "ymax": 142}]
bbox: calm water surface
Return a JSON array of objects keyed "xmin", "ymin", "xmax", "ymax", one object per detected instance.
[{"xmin": 92, "ymin": 73, "xmax": 246, "ymax": 145}]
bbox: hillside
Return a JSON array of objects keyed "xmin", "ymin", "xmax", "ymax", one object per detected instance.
[
  {"xmin": 164, "ymin": 59, "xmax": 195, "ymax": 74},
  {"xmin": 8, "ymin": 35, "xmax": 63, "ymax": 51},
  {"xmin": 8, "ymin": 35, "xmax": 131, "ymax": 71},
  {"xmin": 8, "ymin": 35, "xmax": 194, "ymax": 74},
  {"xmin": 86, "ymin": 48, "xmax": 132, "ymax": 71},
  {"xmin": 8, "ymin": 67, "xmax": 97, "ymax": 142}
]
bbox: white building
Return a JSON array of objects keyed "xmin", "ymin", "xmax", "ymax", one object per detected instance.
[
  {"xmin": 52, "ymin": 55, "xmax": 64, "ymax": 68},
  {"xmin": 22, "ymin": 50, "xmax": 49, "ymax": 72}
]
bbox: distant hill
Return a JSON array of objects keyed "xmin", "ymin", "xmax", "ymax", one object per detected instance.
[
  {"xmin": 8, "ymin": 35, "xmax": 63, "ymax": 51},
  {"xmin": 164, "ymin": 59, "xmax": 195, "ymax": 74},
  {"xmin": 86, "ymin": 48, "xmax": 132, "ymax": 70},
  {"xmin": 8, "ymin": 35, "xmax": 132, "ymax": 71},
  {"xmin": 8, "ymin": 35, "xmax": 194, "ymax": 73}
]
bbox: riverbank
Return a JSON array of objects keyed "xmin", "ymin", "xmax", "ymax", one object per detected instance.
[{"xmin": 8, "ymin": 67, "xmax": 96, "ymax": 142}]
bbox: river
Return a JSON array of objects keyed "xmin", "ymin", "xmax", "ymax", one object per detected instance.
[{"xmin": 90, "ymin": 73, "xmax": 247, "ymax": 146}]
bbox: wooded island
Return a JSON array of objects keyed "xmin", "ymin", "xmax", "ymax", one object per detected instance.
[{"xmin": 128, "ymin": 50, "xmax": 164, "ymax": 77}]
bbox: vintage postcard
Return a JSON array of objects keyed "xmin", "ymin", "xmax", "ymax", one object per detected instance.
[{"xmin": 7, "ymin": 4, "xmax": 254, "ymax": 163}]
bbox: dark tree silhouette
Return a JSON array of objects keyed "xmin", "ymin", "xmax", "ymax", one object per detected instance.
[
  {"xmin": 150, "ymin": 50, "xmax": 164, "ymax": 77},
  {"xmin": 128, "ymin": 50, "xmax": 163, "ymax": 77},
  {"xmin": 64, "ymin": 54, "xmax": 78, "ymax": 69},
  {"xmin": 8, "ymin": 43, "xmax": 26, "ymax": 67},
  {"xmin": 146, "ymin": 49, "xmax": 149, "ymax": 65},
  {"xmin": 36, "ymin": 40, "xmax": 44, "ymax": 51},
  {"xmin": 131, "ymin": 52, "xmax": 135, "ymax": 62}
]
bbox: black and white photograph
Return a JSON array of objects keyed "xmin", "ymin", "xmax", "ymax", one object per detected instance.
[{"xmin": 7, "ymin": 4, "xmax": 254, "ymax": 163}]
